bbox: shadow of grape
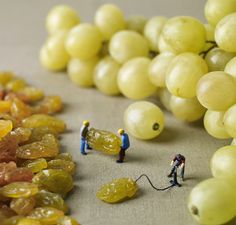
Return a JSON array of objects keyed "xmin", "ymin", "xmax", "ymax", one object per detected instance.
[{"xmin": 149, "ymin": 126, "xmax": 182, "ymax": 143}]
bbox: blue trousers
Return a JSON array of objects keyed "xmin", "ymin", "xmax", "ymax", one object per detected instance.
[{"xmin": 80, "ymin": 138, "xmax": 90, "ymax": 154}]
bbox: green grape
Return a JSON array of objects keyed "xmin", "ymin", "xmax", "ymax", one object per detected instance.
[
  {"xmin": 202, "ymin": 24, "xmax": 215, "ymax": 52},
  {"xmin": 149, "ymin": 52, "xmax": 175, "ymax": 88},
  {"xmin": 188, "ymin": 178, "xmax": 236, "ymax": 225},
  {"xmin": 109, "ymin": 31, "xmax": 149, "ymax": 64},
  {"xmin": 204, "ymin": 0, "xmax": 236, "ymax": 26},
  {"xmin": 67, "ymin": 56, "xmax": 99, "ymax": 87},
  {"xmin": 170, "ymin": 96, "xmax": 206, "ymax": 122},
  {"xmin": 225, "ymin": 56, "xmax": 236, "ymax": 79},
  {"xmin": 158, "ymin": 88, "xmax": 171, "ymax": 111},
  {"xmin": 158, "ymin": 34, "xmax": 176, "ymax": 53},
  {"xmin": 65, "ymin": 23, "xmax": 102, "ymax": 59},
  {"xmin": 124, "ymin": 101, "xmax": 164, "ymax": 140},
  {"xmin": 40, "ymin": 31, "xmax": 70, "ymax": 71},
  {"xmin": 205, "ymin": 47, "xmax": 236, "ymax": 71},
  {"xmin": 166, "ymin": 53, "xmax": 208, "ymax": 98},
  {"xmin": 215, "ymin": 13, "xmax": 236, "ymax": 53},
  {"xmin": 197, "ymin": 71, "xmax": 236, "ymax": 111},
  {"xmin": 223, "ymin": 104, "xmax": 236, "ymax": 138},
  {"xmin": 93, "ymin": 56, "xmax": 120, "ymax": 95},
  {"xmin": 143, "ymin": 16, "xmax": 167, "ymax": 52},
  {"xmin": 211, "ymin": 145, "xmax": 236, "ymax": 179},
  {"xmin": 161, "ymin": 16, "xmax": 206, "ymax": 53},
  {"xmin": 204, "ymin": 110, "xmax": 231, "ymax": 139},
  {"xmin": 117, "ymin": 57, "xmax": 157, "ymax": 99},
  {"xmin": 204, "ymin": 24, "xmax": 215, "ymax": 42},
  {"xmin": 126, "ymin": 15, "xmax": 147, "ymax": 34},
  {"xmin": 46, "ymin": 5, "xmax": 80, "ymax": 34},
  {"xmin": 94, "ymin": 4, "xmax": 125, "ymax": 41},
  {"xmin": 231, "ymin": 138, "xmax": 236, "ymax": 145}
]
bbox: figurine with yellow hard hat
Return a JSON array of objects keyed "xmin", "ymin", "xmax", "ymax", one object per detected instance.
[
  {"xmin": 80, "ymin": 120, "xmax": 92, "ymax": 155},
  {"xmin": 117, "ymin": 128, "xmax": 130, "ymax": 163}
]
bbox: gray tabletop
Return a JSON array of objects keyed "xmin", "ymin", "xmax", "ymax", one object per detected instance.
[{"xmin": 0, "ymin": 1, "xmax": 234, "ymax": 225}]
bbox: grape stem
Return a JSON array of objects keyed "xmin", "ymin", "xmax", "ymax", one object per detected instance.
[
  {"xmin": 199, "ymin": 41, "xmax": 217, "ymax": 58},
  {"xmin": 135, "ymin": 174, "xmax": 175, "ymax": 191}
]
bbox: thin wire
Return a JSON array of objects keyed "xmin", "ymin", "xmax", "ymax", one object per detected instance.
[{"xmin": 135, "ymin": 174, "xmax": 175, "ymax": 191}]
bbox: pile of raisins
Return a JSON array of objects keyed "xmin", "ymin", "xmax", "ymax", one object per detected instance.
[{"xmin": 0, "ymin": 72, "xmax": 80, "ymax": 225}]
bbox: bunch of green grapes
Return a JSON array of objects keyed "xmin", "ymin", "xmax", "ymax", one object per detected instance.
[{"xmin": 40, "ymin": 2, "xmax": 236, "ymax": 224}]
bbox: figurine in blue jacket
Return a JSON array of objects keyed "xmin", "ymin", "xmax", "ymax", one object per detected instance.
[{"xmin": 117, "ymin": 129, "xmax": 130, "ymax": 163}]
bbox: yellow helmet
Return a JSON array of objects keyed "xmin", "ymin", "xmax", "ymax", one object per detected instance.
[
  {"xmin": 83, "ymin": 120, "xmax": 90, "ymax": 126},
  {"xmin": 118, "ymin": 128, "xmax": 124, "ymax": 135}
]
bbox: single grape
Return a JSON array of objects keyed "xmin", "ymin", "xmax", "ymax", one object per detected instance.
[
  {"xmin": 126, "ymin": 15, "xmax": 147, "ymax": 34},
  {"xmin": 158, "ymin": 88, "xmax": 172, "ymax": 111},
  {"xmin": 149, "ymin": 52, "xmax": 175, "ymax": 88},
  {"xmin": 223, "ymin": 104, "xmax": 236, "ymax": 138},
  {"xmin": 93, "ymin": 56, "xmax": 121, "ymax": 95},
  {"xmin": 143, "ymin": 16, "xmax": 167, "ymax": 52},
  {"xmin": 0, "ymin": 120, "xmax": 13, "ymax": 139},
  {"xmin": 204, "ymin": 0, "xmax": 236, "ymax": 26},
  {"xmin": 40, "ymin": 31, "xmax": 70, "ymax": 71},
  {"xmin": 204, "ymin": 110, "xmax": 231, "ymax": 139},
  {"xmin": 205, "ymin": 47, "xmax": 236, "ymax": 71},
  {"xmin": 166, "ymin": 53, "xmax": 208, "ymax": 98},
  {"xmin": 0, "ymin": 182, "xmax": 38, "ymax": 198},
  {"xmin": 27, "ymin": 207, "xmax": 64, "ymax": 225},
  {"xmin": 124, "ymin": 101, "xmax": 164, "ymax": 140},
  {"xmin": 117, "ymin": 57, "xmax": 157, "ymax": 99},
  {"xmin": 109, "ymin": 31, "xmax": 149, "ymax": 64},
  {"xmin": 196, "ymin": 71, "xmax": 236, "ymax": 111},
  {"xmin": 65, "ymin": 23, "xmax": 102, "ymax": 59},
  {"xmin": 46, "ymin": 5, "xmax": 80, "ymax": 34},
  {"xmin": 225, "ymin": 56, "xmax": 236, "ymax": 79},
  {"xmin": 170, "ymin": 96, "xmax": 206, "ymax": 122},
  {"xmin": 188, "ymin": 178, "xmax": 236, "ymax": 225},
  {"xmin": 161, "ymin": 16, "xmax": 206, "ymax": 53},
  {"xmin": 94, "ymin": 4, "xmax": 125, "ymax": 41},
  {"xmin": 215, "ymin": 13, "xmax": 236, "ymax": 53},
  {"xmin": 68, "ymin": 56, "xmax": 98, "ymax": 87},
  {"xmin": 97, "ymin": 178, "xmax": 138, "ymax": 203},
  {"xmin": 211, "ymin": 145, "xmax": 236, "ymax": 179}
]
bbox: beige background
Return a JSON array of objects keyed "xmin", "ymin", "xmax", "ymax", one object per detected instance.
[{"xmin": 0, "ymin": 0, "xmax": 235, "ymax": 225}]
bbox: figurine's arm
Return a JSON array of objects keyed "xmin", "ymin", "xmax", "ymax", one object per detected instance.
[
  {"xmin": 170, "ymin": 160, "xmax": 174, "ymax": 166},
  {"xmin": 180, "ymin": 162, "xmax": 185, "ymax": 168}
]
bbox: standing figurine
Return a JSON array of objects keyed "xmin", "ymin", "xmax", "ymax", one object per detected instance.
[
  {"xmin": 117, "ymin": 129, "xmax": 130, "ymax": 163},
  {"xmin": 80, "ymin": 120, "xmax": 91, "ymax": 155},
  {"xmin": 167, "ymin": 154, "xmax": 185, "ymax": 181}
]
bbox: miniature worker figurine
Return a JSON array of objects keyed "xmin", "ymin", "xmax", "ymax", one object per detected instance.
[
  {"xmin": 167, "ymin": 154, "xmax": 185, "ymax": 181},
  {"xmin": 80, "ymin": 120, "xmax": 91, "ymax": 155},
  {"xmin": 117, "ymin": 129, "xmax": 130, "ymax": 163}
]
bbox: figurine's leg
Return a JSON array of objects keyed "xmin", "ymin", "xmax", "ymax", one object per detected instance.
[
  {"xmin": 86, "ymin": 141, "xmax": 92, "ymax": 150},
  {"xmin": 170, "ymin": 166, "xmax": 181, "ymax": 187},
  {"xmin": 167, "ymin": 166, "xmax": 175, "ymax": 177},
  {"xmin": 116, "ymin": 149, "xmax": 125, "ymax": 163},
  {"xmin": 180, "ymin": 165, "xmax": 185, "ymax": 181},
  {"xmin": 80, "ymin": 138, "xmax": 87, "ymax": 155}
]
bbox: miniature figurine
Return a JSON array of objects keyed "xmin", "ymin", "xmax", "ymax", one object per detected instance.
[
  {"xmin": 169, "ymin": 166, "xmax": 181, "ymax": 187},
  {"xmin": 167, "ymin": 153, "xmax": 185, "ymax": 181},
  {"xmin": 80, "ymin": 120, "xmax": 91, "ymax": 155},
  {"xmin": 116, "ymin": 129, "xmax": 130, "ymax": 163}
]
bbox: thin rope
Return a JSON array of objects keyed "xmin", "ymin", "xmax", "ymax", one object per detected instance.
[{"xmin": 135, "ymin": 174, "xmax": 175, "ymax": 191}]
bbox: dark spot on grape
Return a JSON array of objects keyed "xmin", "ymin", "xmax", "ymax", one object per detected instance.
[
  {"xmin": 191, "ymin": 206, "xmax": 199, "ymax": 216},
  {"xmin": 152, "ymin": 123, "xmax": 159, "ymax": 131}
]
